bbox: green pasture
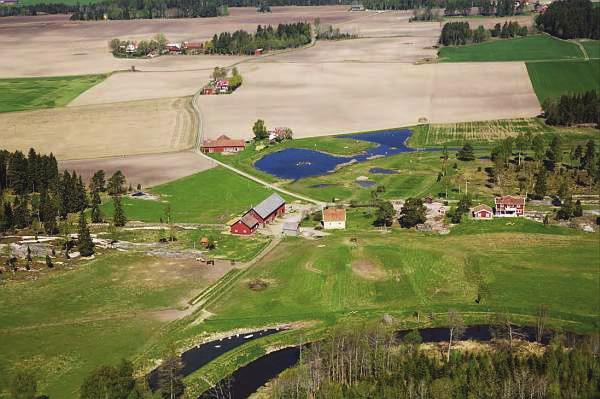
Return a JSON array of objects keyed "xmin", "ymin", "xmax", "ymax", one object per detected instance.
[
  {"xmin": 0, "ymin": 253, "xmax": 212, "ymax": 398},
  {"xmin": 526, "ymin": 60, "xmax": 600, "ymax": 103},
  {"xmin": 0, "ymin": 74, "xmax": 107, "ymax": 113},
  {"xmin": 439, "ymin": 35, "xmax": 584, "ymax": 62},
  {"xmin": 100, "ymin": 167, "xmax": 275, "ymax": 224},
  {"xmin": 580, "ymin": 40, "xmax": 600, "ymax": 59}
]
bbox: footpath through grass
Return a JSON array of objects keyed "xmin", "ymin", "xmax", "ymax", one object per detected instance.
[
  {"xmin": 581, "ymin": 40, "xmax": 600, "ymax": 59},
  {"xmin": 526, "ymin": 60, "xmax": 600, "ymax": 103},
  {"xmin": 101, "ymin": 167, "xmax": 275, "ymax": 224},
  {"xmin": 0, "ymin": 74, "xmax": 108, "ymax": 113},
  {"xmin": 439, "ymin": 35, "xmax": 584, "ymax": 62}
]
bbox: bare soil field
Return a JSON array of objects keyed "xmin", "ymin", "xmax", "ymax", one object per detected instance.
[
  {"xmin": 60, "ymin": 151, "xmax": 214, "ymax": 189},
  {"xmin": 199, "ymin": 61, "xmax": 540, "ymax": 139},
  {"xmin": 0, "ymin": 97, "xmax": 196, "ymax": 159},
  {"xmin": 0, "ymin": 6, "xmax": 354, "ymax": 77}
]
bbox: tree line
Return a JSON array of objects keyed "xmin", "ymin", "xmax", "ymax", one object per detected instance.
[
  {"xmin": 271, "ymin": 323, "xmax": 600, "ymax": 399},
  {"xmin": 536, "ymin": 0, "xmax": 600, "ymax": 40},
  {"xmin": 0, "ymin": 148, "xmax": 128, "ymax": 246},
  {"xmin": 543, "ymin": 90, "xmax": 600, "ymax": 128},
  {"xmin": 439, "ymin": 20, "xmax": 527, "ymax": 46},
  {"xmin": 208, "ymin": 22, "xmax": 311, "ymax": 55}
]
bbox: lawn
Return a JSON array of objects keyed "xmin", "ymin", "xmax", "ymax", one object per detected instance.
[
  {"xmin": 526, "ymin": 60, "xmax": 600, "ymax": 103},
  {"xmin": 101, "ymin": 167, "xmax": 276, "ymax": 224},
  {"xmin": 581, "ymin": 40, "xmax": 600, "ymax": 59},
  {"xmin": 202, "ymin": 223, "xmax": 599, "ymax": 333},
  {"xmin": 0, "ymin": 253, "xmax": 214, "ymax": 398},
  {"xmin": 0, "ymin": 74, "xmax": 108, "ymax": 113},
  {"xmin": 439, "ymin": 35, "xmax": 584, "ymax": 62}
]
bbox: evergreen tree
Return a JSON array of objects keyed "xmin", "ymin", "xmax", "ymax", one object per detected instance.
[
  {"xmin": 546, "ymin": 135, "xmax": 563, "ymax": 170},
  {"xmin": 91, "ymin": 189, "xmax": 103, "ymax": 223},
  {"xmin": 113, "ymin": 195, "xmax": 127, "ymax": 227},
  {"xmin": 45, "ymin": 254, "xmax": 53, "ymax": 268},
  {"xmin": 158, "ymin": 351, "xmax": 185, "ymax": 399},
  {"xmin": 7, "ymin": 151, "xmax": 29, "ymax": 196},
  {"xmin": 77, "ymin": 212, "xmax": 95, "ymax": 257},
  {"xmin": 556, "ymin": 198, "xmax": 573, "ymax": 220},
  {"xmin": 13, "ymin": 196, "xmax": 30, "ymax": 229},
  {"xmin": 108, "ymin": 171, "xmax": 126, "ymax": 196},
  {"xmin": 374, "ymin": 200, "xmax": 395, "ymax": 227},
  {"xmin": 573, "ymin": 199, "xmax": 584, "ymax": 217},
  {"xmin": 80, "ymin": 359, "xmax": 135, "ymax": 399},
  {"xmin": 457, "ymin": 143, "xmax": 475, "ymax": 161},
  {"xmin": 534, "ymin": 169, "xmax": 548, "ymax": 198},
  {"xmin": 581, "ymin": 140, "xmax": 596, "ymax": 173},
  {"xmin": 252, "ymin": 119, "xmax": 268, "ymax": 140},
  {"xmin": 9, "ymin": 369, "xmax": 37, "ymax": 399},
  {"xmin": 532, "ymin": 135, "xmax": 545, "ymax": 165},
  {"xmin": 90, "ymin": 170, "xmax": 106, "ymax": 192},
  {"xmin": 1, "ymin": 201, "xmax": 14, "ymax": 232}
]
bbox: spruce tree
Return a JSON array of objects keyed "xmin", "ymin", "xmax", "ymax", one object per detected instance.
[
  {"xmin": 457, "ymin": 143, "xmax": 475, "ymax": 161},
  {"xmin": 90, "ymin": 189, "xmax": 103, "ymax": 223},
  {"xmin": 77, "ymin": 212, "xmax": 94, "ymax": 257},
  {"xmin": 13, "ymin": 196, "xmax": 30, "ymax": 229},
  {"xmin": 573, "ymin": 200, "xmax": 583, "ymax": 217},
  {"xmin": 112, "ymin": 195, "xmax": 127, "ymax": 227},
  {"xmin": 534, "ymin": 169, "xmax": 548, "ymax": 198},
  {"xmin": 1, "ymin": 201, "xmax": 14, "ymax": 232}
]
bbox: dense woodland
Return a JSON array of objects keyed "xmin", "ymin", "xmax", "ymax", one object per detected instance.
[
  {"xmin": 439, "ymin": 20, "xmax": 527, "ymax": 46},
  {"xmin": 208, "ymin": 22, "xmax": 311, "ymax": 54},
  {"xmin": 536, "ymin": 0, "xmax": 600, "ymax": 40},
  {"xmin": 271, "ymin": 324, "xmax": 600, "ymax": 399},
  {"xmin": 543, "ymin": 90, "xmax": 600, "ymax": 127},
  {"xmin": 70, "ymin": 0, "xmax": 227, "ymax": 20}
]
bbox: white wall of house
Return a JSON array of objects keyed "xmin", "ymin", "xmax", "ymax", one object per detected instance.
[{"xmin": 323, "ymin": 220, "xmax": 346, "ymax": 229}]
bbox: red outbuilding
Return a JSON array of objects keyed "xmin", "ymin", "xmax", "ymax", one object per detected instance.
[
  {"xmin": 247, "ymin": 193, "xmax": 286, "ymax": 226},
  {"xmin": 201, "ymin": 135, "xmax": 246, "ymax": 153},
  {"xmin": 471, "ymin": 204, "xmax": 493, "ymax": 220},
  {"xmin": 494, "ymin": 195, "xmax": 525, "ymax": 217},
  {"xmin": 230, "ymin": 213, "xmax": 260, "ymax": 235}
]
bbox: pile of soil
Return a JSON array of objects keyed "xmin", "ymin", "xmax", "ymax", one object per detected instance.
[{"xmin": 248, "ymin": 279, "xmax": 268, "ymax": 291}]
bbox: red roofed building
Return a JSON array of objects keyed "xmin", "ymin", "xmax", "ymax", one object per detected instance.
[
  {"xmin": 322, "ymin": 208, "xmax": 346, "ymax": 229},
  {"xmin": 247, "ymin": 193, "xmax": 286, "ymax": 226},
  {"xmin": 201, "ymin": 135, "xmax": 246, "ymax": 153},
  {"xmin": 471, "ymin": 204, "xmax": 493, "ymax": 220},
  {"xmin": 494, "ymin": 195, "xmax": 525, "ymax": 217}
]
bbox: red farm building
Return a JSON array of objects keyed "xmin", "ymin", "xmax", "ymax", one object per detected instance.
[
  {"xmin": 230, "ymin": 213, "xmax": 259, "ymax": 235},
  {"xmin": 471, "ymin": 204, "xmax": 493, "ymax": 220},
  {"xmin": 494, "ymin": 195, "xmax": 525, "ymax": 217},
  {"xmin": 230, "ymin": 193, "xmax": 286, "ymax": 235},
  {"xmin": 201, "ymin": 135, "xmax": 246, "ymax": 153}
]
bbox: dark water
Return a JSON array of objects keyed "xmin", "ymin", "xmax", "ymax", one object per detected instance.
[
  {"xmin": 254, "ymin": 129, "xmax": 420, "ymax": 179},
  {"xmin": 148, "ymin": 328, "xmax": 282, "ymax": 391},
  {"xmin": 369, "ymin": 167, "xmax": 398, "ymax": 175},
  {"xmin": 199, "ymin": 324, "xmax": 582, "ymax": 399}
]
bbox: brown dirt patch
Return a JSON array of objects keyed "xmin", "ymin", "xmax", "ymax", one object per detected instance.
[
  {"xmin": 351, "ymin": 258, "xmax": 387, "ymax": 280},
  {"xmin": 0, "ymin": 97, "xmax": 195, "ymax": 160}
]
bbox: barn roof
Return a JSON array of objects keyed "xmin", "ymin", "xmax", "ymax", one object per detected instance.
[
  {"xmin": 494, "ymin": 195, "xmax": 525, "ymax": 206},
  {"xmin": 472, "ymin": 204, "xmax": 492, "ymax": 213},
  {"xmin": 323, "ymin": 207, "xmax": 346, "ymax": 222},
  {"xmin": 239, "ymin": 212, "xmax": 259, "ymax": 228},
  {"xmin": 253, "ymin": 193, "xmax": 285, "ymax": 219},
  {"xmin": 202, "ymin": 135, "xmax": 245, "ymax": 149}
]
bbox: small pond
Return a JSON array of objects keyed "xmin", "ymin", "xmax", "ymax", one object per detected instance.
[
  {"xmin": 369, "ymin": 167, "xmax": 398, "ymax": 175},
  {"xmin": 254, "ymin": 129, "xmax": 420, "ymax": 180},
  {"xmin": 356, "ymin": 180, "xmax": 376, "ymax": 188}
]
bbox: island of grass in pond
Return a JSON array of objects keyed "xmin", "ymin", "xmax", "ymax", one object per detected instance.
[{"xmin": 254, "ymin": 129, "xmax": 420, "ymax": 179}]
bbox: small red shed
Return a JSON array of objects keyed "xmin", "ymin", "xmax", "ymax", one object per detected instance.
[
  {"xmin": 471, "ymin": 204, "xmax": 493, "ymax": 220},
  {"xmin": 230, "ymin": 213, "xmax": 260, "ymax": 235}
]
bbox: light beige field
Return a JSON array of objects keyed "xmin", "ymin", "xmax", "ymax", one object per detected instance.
[
  {"xmin": 59, "ymin": 151, "xmax": 214, "ymax": 188},
  {"xmin": 0, "ymin": 6, "xmax": 354, "ymax": 77},
  {"xmin": 0, "ymin": 97, "xmax": 196, "ymax": 160},
  {"xmin": 199, "ymin": 61, "xmax": 541, "ymax": 139}
]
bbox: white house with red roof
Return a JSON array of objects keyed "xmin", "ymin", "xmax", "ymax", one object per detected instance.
[
  {"xmin": 494, "ymin": 195, "xmax": 525, "ymax": 217},
  {"xmin": 201, "ymin": 135, "xmax": 246, "ymax": 153}
]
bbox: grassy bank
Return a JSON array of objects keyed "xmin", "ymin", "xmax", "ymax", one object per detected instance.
[
  {"xmin": 0, "ymin": 74, "xmax": 107, "ymax": 113},
  {"xmin": 439, "ymin": 35, "xmax": 584, "ymax": 62},
  {"xmin": 526, "ymin": 60, "xmax": 600, "ymax": 103}
]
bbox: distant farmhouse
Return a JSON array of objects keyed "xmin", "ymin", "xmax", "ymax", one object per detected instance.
[
  {"xmin": 231, "ymin": 193, "xmax": 286, "ymax": 235},
  {"xmin": 322, "ymin": 207, "xmax": 346, "ymax": 229},
  {"xmin": 201, "ymin": 135, "xmax": 246, "ymax": 154}
]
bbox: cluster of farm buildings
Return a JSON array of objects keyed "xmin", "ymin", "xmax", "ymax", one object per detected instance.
[
  {"xmin": 471, "ymin": 195, "xmax": 525, "ymax": 219},
  {"xmin": 200, "ymin": 129, "xmax": 292, "ymax": 153}
]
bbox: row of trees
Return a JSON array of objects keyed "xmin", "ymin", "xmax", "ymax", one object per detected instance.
[
  {"xmin": 271, "ymin": 322, "xmax": 600, "ymax": 399},
  {"xmin": 536, "ymin": 0, "xmax": 600, "ymax": 40},
  {"xmin": 209, "ymin": 22, "xmax": 311, "ymax": 55},
  {"xmin": 444, "ymin": 0, "xmax": 521, "ymax": 16},
  {"xmin": 109, "ymin": 33, "xmax": 168, "ymax": 57},
  {"xmin": 543, "ymin": 90, "xmax": 600, "ymax": 127},
  {"xmin": 439, "ymin": 20, "xmax": 527, "ymax": 46},
  {"xmin": 70, "ymin": 0, "xmax": 228, "ymax": 21}
]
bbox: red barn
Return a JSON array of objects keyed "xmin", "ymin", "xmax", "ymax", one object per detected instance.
[
  {"xmin": 248, "ymin": 193, "xmax": 286, "ymax": 226},
  {"xmin": 230, "ymin": 213, "xmax": 259, "ymax": 235},
  {"xmin": 494, "ymin": 195, "xmax": 525, "ymax": 217},
  {"xmin": 471, "ymin": 204, "xmax": 493, "ymax": 220},
  {"xmin": 201, "ymin": 135, "xmax": 246, "ymax": 153}
]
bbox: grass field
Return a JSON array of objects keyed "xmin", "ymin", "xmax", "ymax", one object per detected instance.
[
  {"xmin": 526, "ymin": 60, "xmax": 600, "ymax": 103},
  {"xmin": 0, "ymin": 74, "xmax": 107, "ymax": 113},
  {"xmin": 101, "ymin": 167, "xmax": 276, "ymax": 224},
  {"xmin": 0, "ymin": 253, "xmax": 217, "ymax": 398},
  {"xmin": 439, "ymin": 35, "xmax": 584, "ymax": 62},
  {"xmin": 581, "ymin": 40, "xmax": 600, "ymax": 59}
]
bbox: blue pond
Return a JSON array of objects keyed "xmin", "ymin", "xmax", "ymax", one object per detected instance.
[
  {"xmin": 255, "ymin": 129, "xmax": 418, "ymax": 180},
  {"xmin": 369, "ymin": 167, "xmax": 398, "ymax": 175}
]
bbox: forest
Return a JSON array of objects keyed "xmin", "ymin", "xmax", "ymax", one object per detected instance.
[
  {"xmin": 439, "ymin": 21, "xmax": 527, "ymax": 46},
  {"xmin": 536, "ymin": 0, "xmax": 600, "ymax": 40},
  {"xmin": 70, "ymin": 0, "xmax": 227, "ymax": 20},
  {"xmin": 543, "ymin": 90, "xmax": 600, "ymax": 127},
  {"xmin": 208, "ymin": 22, "xmax": 311, "ymax": 55},
  {"xmin": 270, "ymin": 324, "xmax": 600, "ymax": 399}
]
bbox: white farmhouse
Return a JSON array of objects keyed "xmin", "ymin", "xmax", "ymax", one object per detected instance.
[{"xmin": 322, "ymin": 208, "xmax": 346, "ymax": 230}]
